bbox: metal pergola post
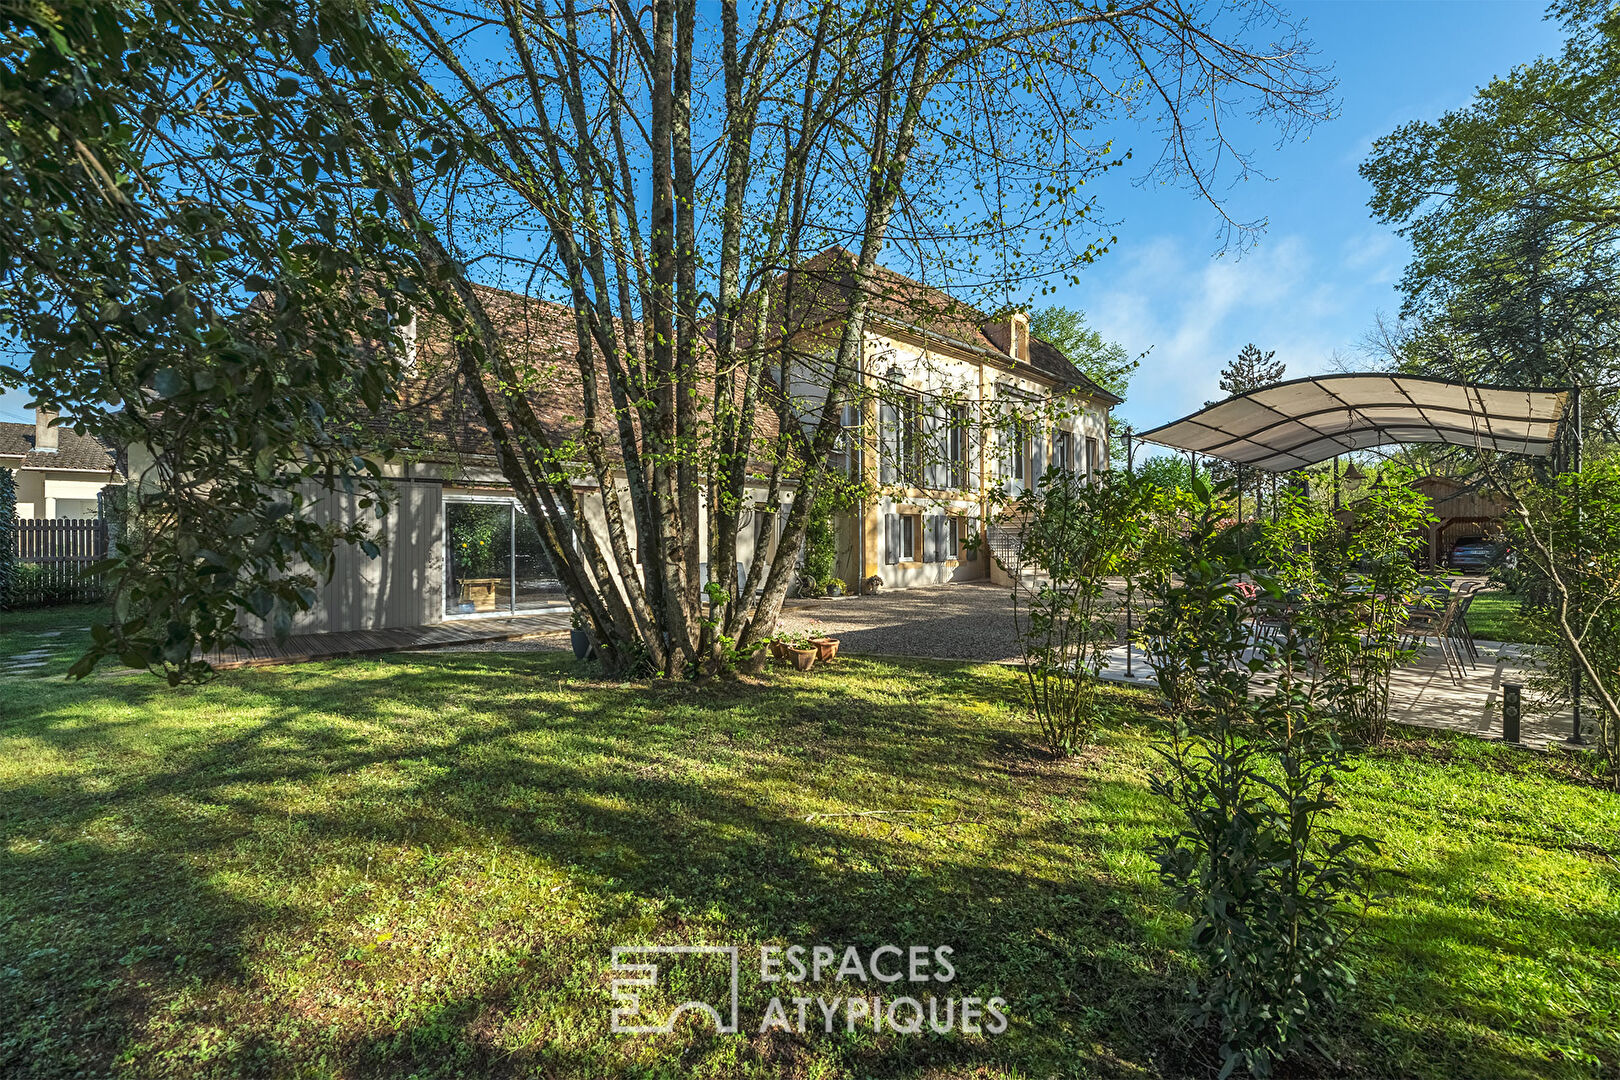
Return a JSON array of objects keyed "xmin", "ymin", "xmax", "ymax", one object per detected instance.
[
  {"xmin": 1125, "ymin": 427, "xmax": 1136, "ymax": 679},
  {"xmin": 1567, "ymin": 391, "xmax": 1585, "ymax": 746}
]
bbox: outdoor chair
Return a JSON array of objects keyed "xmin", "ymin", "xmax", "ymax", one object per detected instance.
[
  {"xmin": 1450, "ymin": 582, "xmax": 1482, "ymax": 666},
  {"xmin": 1400, "ymin": 590, "xmax": 1468, "ymax": 686},
  {"xmin": 1250, "ymin": 596, "xmax": 1292, "ymax": 648}
]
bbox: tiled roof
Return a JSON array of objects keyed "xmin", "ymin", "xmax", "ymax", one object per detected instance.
[
  {"xmin": 0, "ymin": 422, "xmax": 123, "ymax": 475},
  {"xmin": 776, "ymin": 248, "xmax": 1121, "ymax": 404},
  {"xmin": 371, "ymin": 286, "xmax": 784, "ymax": 471}
]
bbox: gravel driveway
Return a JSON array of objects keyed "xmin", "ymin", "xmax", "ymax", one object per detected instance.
[{"xmin": 777, "ymin": 580, "xmax": 1024, "ymax": 662}]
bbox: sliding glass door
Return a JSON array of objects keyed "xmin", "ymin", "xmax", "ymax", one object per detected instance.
[{"xmin": 444, "ymin": 498, "xmax": 564, "ymax": 617}]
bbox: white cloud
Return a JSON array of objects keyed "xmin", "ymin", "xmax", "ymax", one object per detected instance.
[{"xmin": 1071, "ymin": 232, "xmax": 1365, "ymax": 430}]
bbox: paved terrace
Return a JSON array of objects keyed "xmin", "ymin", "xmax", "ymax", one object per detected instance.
[{"xmin": 780, "ymin": 581, "xmax": 1578, "ymax": 750}]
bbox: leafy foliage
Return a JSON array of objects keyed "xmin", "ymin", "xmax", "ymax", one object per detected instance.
[
  {"xmin": 1258, "ymin": 477, "xmax": 1435, "ymax": 744},
  {"xmin": 1, "ymin": 0, "xmax": 427, "ymax": 681},
  {"xmin": 1508, "ymin": 457, "xmax": 1620, "ymax": 785},
  {"xmin": 0, "ymin": 467, "xmax": 13, "ymax": 608},
  {"xmin": 1028, "ymin": 305, "xmax": 1138, "ymax": 401},
  {"xmin": 1143, "ymin": 478, "xmax": 1379, "ymax": 1078},
  {"xmin": 800, "ymin": 486, "xmax": 841, "ymax": 596},
  {"xmin": 1361, "ymin": 0, "xmax": 1620, "ymax": 439},
  {"xmin": 1006, "ymin": 467, "xmax": 1154, "ymax": 754}
]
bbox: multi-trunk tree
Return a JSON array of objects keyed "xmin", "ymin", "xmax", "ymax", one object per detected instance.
[
  {"xmin": 4, "ymin": 0, "xmax": 1333, "ymax": 679},
  {"xmin": 317, "ymin": 0, "xmax": 1333, "ymax": 677}
]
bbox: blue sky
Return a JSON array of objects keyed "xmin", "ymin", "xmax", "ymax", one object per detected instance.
[
  {"xmin": 1071, "ymin": 0, "xmax": 1566, "ymax": 435},
  {"xmin": 0, "ymin": 1, "xmax": 1567, "ymax": 428}
]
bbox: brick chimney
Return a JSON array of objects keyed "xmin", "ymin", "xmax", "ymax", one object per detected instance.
[{"xmin": 34, "ymin": 407, "xmax": 58, "ymax": 452}]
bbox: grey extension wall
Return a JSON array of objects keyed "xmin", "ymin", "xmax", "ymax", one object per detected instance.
[{"xmin": 237, "ymin": 480, "xmax": 445, "ymax": 638}]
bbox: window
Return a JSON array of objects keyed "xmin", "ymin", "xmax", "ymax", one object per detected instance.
[
  {"xmin": 898, "ymin": 392, "xmax": 922, "ymax": 485},
  {"xmin": 445, "ymin": 498, "xmax": 563, "ymax": 617},
  {"xmin": 1085, "ymin": 437, "xmax": 1100, "ymax": 482},
  {"xmin": 1055, "ymin": 431, "xmax": 1074, "ymax": 472},
  {"xmin": 835, "ymin": 403, "xmax": 863, "ymax": 479},
  {"xmin": 1005, "ymin": 422, "xmax": 1027, "ymax": 482},
  {"xmin": 956, "ymin": 515, "xmax": 977, "ymax": 561},
  {"xmin": 899, "ymin": 514, "xmax": 916, "ymax": 561},
  {"xmin": 948, "ymin": 404, "xmax": 969, "ymax": 488}
]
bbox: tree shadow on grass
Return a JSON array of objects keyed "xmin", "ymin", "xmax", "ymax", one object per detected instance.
[
  {"xmin": 0, "ymin": 653, "xmax": 1192, "ymax": 1079},
  {"xmin": 1345, "ymin": 840, "xmax": 1620, "ymax": 1080}
]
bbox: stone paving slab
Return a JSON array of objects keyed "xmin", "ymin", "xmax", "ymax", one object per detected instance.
[{"xmin": 781, "ymin": 581, "xmax": 1581, "ymax": 750}]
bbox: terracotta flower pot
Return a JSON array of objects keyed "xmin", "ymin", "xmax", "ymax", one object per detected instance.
[
  {"xmin": 770, "ymin": 640, "xmax": 789, "ymax": 660},
  {"xmin": 810, "ymin": 637, "xmax": 839, "ymax": 662},
  {"xmin": 786, "ymin": 645, "xmax": 817, "ymax": 672}
]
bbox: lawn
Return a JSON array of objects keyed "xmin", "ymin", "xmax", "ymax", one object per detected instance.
[
  {"xmin": 1, "ymin": 611, "xmax": 1617, "ymax": 1079},
  {"xmin": 1465, "ymin": 590, "xmax": 1550, "ymax": 646}
]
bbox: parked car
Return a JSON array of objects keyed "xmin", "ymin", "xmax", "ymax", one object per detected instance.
[{"xmin": 1446, "ymin": 536, "xmax": 1511, "ymax": 572}]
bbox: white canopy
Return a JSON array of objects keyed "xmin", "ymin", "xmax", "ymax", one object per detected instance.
[{"xmin": 1138, "ymin": 373, "xmax": 1572, "ymax": 471}]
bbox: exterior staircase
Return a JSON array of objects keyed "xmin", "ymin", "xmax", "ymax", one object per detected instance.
[{"xmin": 984, "ymin": 520, "xmax": 1044, "ymax": 592}]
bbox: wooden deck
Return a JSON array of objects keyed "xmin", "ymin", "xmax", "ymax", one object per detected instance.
[{"xmin": 205, "ymin": 611, "xmax": 571, "ymax": 669}]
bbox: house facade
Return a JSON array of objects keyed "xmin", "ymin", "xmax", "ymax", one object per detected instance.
[
  {"xmin": 777, "ymin": 253, "xmax": 1118, "ymax": 592},
  {"xmin": 0, "ymin": 410, "xmax": 123, "ymax": 519},
  {"xmin": 122, "ymin": 259, "xmax": 1114, "ymax": 637}
]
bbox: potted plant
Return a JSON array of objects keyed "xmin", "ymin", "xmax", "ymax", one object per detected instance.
[
  {"xmin": 773, "ymin": 630, "xmax": 817, "ymax": 671},
  {"xmin": 826, "ymin": 577, "xmax": 846, "ymax": 597},
  {"xmin": 802, "ymin": 620, "xmax": 839, "ymax": 662},
  {"xmin": 863, "ymin": 574, "xmax": 883, "ymax": 595},
  {"xmin": 569, "ymin": 608, "xmax": 595, "ymax": 661}
]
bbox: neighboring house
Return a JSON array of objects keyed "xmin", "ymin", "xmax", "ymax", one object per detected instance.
[
  {"xmin": 122, "ymin": 253, "xmax": 1116, "ymax": 637},
  {"xmin": 0, "ymin": 409, "xmax": 123, "ymax": 519}
]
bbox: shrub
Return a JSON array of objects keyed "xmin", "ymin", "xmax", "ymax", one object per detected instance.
[
  {"xmin": 1509, "ymin": 459, "xmax": 1620, "ymax": 785},
  {"xmin": 0, "ymin": 467, "xmax": 14, "ymax": 609},
  {"xmin": 1007, "ymin": 467, "xmax": 1154, "ymax": 754},
  {"xmin": 7, "ymin": 562, "xmax": 94, "ymax": 608},
  {"xmin": 1144, "ymin": 478, "xmax": 1378, "ymax": 1078},
  {"xmin": 1256, "ymin": 478, "xmax": 1433, "ymax": 745},
  {"xmin": 802, "ymin": 488, "xmax": 838, "ymax": 591}
]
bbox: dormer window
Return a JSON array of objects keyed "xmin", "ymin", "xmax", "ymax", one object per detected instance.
[{"xmin": 1011, "ymin": 312, "xmax": 1029, "ymax": 362}]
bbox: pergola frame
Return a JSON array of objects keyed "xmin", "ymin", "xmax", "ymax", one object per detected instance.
[
  {"xmin": 1136, "ymin": 372, "xmax": 1572, "ymax": 472},
  {"xmin": 1130, "ymin": 372, "xmax": 1582, "ymax": 746}
]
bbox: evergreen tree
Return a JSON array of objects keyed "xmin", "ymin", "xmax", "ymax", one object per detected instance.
[
  {"xmin": 1207, "ymin": 344, "xmax": 1286, "ymax": 511},
  {"xmin": 1218, "ymin": 343, "xmax": 1287, "ymax": 400}
]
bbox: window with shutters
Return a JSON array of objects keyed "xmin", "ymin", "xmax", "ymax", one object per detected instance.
[
  {"xmin": 955, "ymin": 515, "xmax": 977, "ymax": 561},
  {"xmin": 948, "ymin": 404, "xmax": 968, "ymax": 488},
  {"xmin": 1003, "ymin": 421, "xmax": 1027, "ymax": 483},
  {"xmin": 899, "ymin": 513, "xmax": 917, "ymax": 560},
  {"xmin": 830, "ymin": 402, "xmax": 862, "ymax": 479},
  {"xmin": 898, "ymin": 393, "xmax": 922, "ymax": 485}
]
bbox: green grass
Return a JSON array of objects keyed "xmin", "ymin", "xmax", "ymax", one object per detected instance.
[
  {"xmin": 1465, "ymin": 591, "xmax": 1550, "ymax": 646},
  {"xmin": 0, "ymin": 609, "xmax": 1617, "ymax": 1078}
]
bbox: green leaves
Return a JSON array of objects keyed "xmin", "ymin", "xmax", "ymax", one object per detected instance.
[
  {"xmin": 1, "ymin": 0, "xmax": 424, "ymax": 682},
  {"xmin": 1143, "ymin": 475, "xmax": 1379, "ymax": 1077}
]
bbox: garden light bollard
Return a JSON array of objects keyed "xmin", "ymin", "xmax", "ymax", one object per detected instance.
[{"xmin": 1502, "ymin": 682, "xmax": 1522, "ymax": 745}]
